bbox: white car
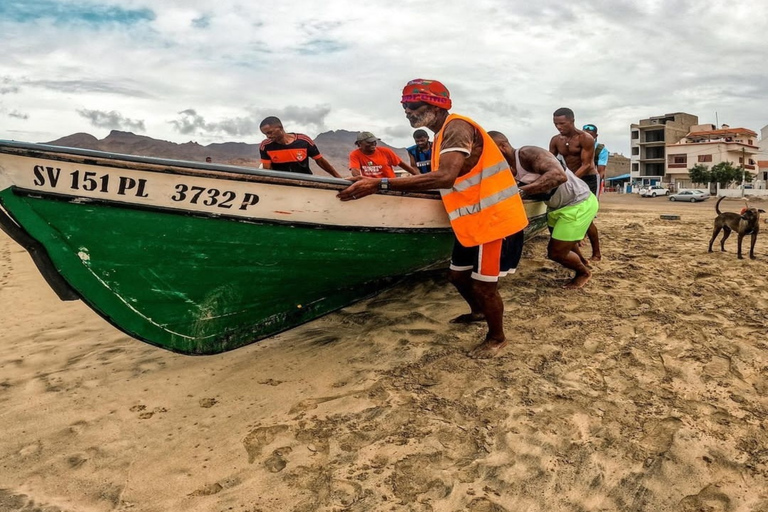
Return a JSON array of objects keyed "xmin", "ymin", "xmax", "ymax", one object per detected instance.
[
  {"xmin": 668, "ymin": 190, "xmax": 708, "ymax": 202},
  {"xmin": 639, "ymin": 185, "xmax": 669, "ymax": 197}
]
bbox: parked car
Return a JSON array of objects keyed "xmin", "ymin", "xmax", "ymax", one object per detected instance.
[
  {"xmin": 668, "ymin": 190, "xmax": 708, "ymax": 202},
  {"xmin": 639, "ymin": 185, "xmax": 669, "ymax": 197}
]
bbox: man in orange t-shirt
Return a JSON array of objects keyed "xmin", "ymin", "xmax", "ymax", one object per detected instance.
[{"xmin": 348, "ymin": 131, "xmax": 418, "ymax": 178}]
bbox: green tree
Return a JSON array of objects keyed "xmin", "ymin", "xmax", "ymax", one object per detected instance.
[
  {"xmin": 688, "ymin": 163, "xmax": 711, "ymax": 185},
  {"xmin": 710, "ymin": 161, "xmax": 741, "ymax": 188}
]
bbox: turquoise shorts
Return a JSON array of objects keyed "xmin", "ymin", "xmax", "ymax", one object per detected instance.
[{"xmin": 547, "ymin": 194, "xmax": 599, "ymax": 241}]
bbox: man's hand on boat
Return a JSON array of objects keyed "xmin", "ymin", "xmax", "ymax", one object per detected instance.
[{"xmin": 337, "ymin": 176, "xmax": 380, "ymax": 201}]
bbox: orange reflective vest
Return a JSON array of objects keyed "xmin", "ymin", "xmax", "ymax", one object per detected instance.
[{"xmin": 432, "ymin": 114, "xmax": 528, "ymax": 247}]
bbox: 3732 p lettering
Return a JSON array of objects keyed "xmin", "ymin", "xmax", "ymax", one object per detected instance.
[{"xmin": 171, "ymin": 184, "xmax": 260, "ymax": 210}]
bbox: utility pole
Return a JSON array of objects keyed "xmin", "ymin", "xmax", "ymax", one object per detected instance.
[{"xmin": 741, "ymin": 147, "xmax": 746, "ymax": 198}]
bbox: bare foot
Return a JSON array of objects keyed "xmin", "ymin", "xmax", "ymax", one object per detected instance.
[
  {"xmin": 450, "ymin": 313, "xmax": 485, "ymax": 324},
  {"xmin": 589, "ymin": 254, "xmax": 602, "ymax": 262},
  {"xmin": 468, "ymin": 338, "xmax": 508, "ymax": 359},
  {"xmin": 563, "ymin": 271, "xmax": 592, "ymax": 289}
]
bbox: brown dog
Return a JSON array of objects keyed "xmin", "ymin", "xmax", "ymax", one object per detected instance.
[{"xmin": 708, "ymin": 196, "xmax": 765, "ymax": 259}]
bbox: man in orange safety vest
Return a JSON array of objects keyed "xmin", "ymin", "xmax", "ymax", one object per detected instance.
[{"xmin": 338, "ymin": 79, "xmax": 529, "ymax": 358}]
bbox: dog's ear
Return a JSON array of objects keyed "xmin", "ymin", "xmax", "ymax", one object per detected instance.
[{"xmin": 759, "ymin": 209, "xmax": 766, "ymax": 214}]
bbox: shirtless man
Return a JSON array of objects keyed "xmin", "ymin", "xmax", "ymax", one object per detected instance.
[
  {"xmin": 549, "ymin": 108, "xmax": 601, "ymax": 261},
  {"xmin": 491, "ymin": 132, "xmax": 598, "ymax": 289}
]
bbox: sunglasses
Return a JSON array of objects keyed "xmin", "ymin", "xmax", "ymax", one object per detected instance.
[
  {"xmin": 582, "ymin": 124, "xmax": 597, "ymax": 131},
  {"xmin": 402, "ymin": 101, "xmax": 428, "ymax": 110}
]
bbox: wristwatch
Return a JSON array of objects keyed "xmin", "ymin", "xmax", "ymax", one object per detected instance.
[{"xmin": 380, "ymin": 178, "xmax": 390, "ymax": 191}]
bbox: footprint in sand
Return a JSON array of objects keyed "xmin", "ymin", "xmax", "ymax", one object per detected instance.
[
  {"xmin": 188, "ymin": 482, "xmax": 224, "ymax": 496},
  {"xmin": 287, "ymin": 388, "xmax": 368, "ymax": 415},
  {"xmin": 678, "ymin": 484, "xmax": 731, "ymax": 512},
  {"xmin": 129, "ymin": 404, "xmax": 167, "ymax": 419},
  {"xmin": 0, "ymin": 489, "xmax": 75, "ymax": 511},
  {"xmin": 242, "ymin": 425, "xmax": 290, "ymax": 463},
  {"xmin": 467, "ymin": 497, "xmax": 509, "ymax": 512},
  {"xmin": 390, "ymin": 453, "xmax": 452, "ymax": 502},
  {"xmin": 199, "ymin": 397, "xmax": 217, "ymax": 408},
  {"xmin": 640, "ymin": 417, "xmax": 683, "ymax": 456},
  {"xmin": 66, "ymin": 453, "xmax": 88, "ymax": 469},
  {"xmin": 264, "ymin": 447, "xmax": 292, "ymax": 473},
  {"xmin": 18, "ymin": 441, "xmax": 42, "ymax": 457}
]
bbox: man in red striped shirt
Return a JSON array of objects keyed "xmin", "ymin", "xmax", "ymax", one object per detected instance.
[{"xmin": 259, "ymin": 117, "xmax": 341, "ymax": 178}]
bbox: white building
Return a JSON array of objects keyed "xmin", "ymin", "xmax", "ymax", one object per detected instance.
[
  {"xmin": 666, "ymin": 124, "xmax": 760, "ymax": 189},
  {"xmin": 757, "ymin": 124, "xmax": 768, "ymax": 185}
]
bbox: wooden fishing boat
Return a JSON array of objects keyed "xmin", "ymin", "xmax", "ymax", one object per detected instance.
[{"xmin": 0, "ymin": 140, "xmax": 547, "ymax": 354}]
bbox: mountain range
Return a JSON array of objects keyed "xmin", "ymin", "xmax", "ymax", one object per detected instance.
[
  {"xmin": 45, "ymin": 130, "xmax": 409, "ymax": 177},
  {"xmin": 45, "ymin": 130, "xmax": 629, "ymax": 179}
]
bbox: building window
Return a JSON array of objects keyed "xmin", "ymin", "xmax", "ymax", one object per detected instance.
[
  {"xmin": 632, "ymin": 147, "xmax": 639, "ymax": 155},
  {"xmin": 748, "ymin": 140, "xmax": 753, "ymax": 145},
  {"xmin": 631, "ymin": 131, "xmax": 639, "ymax": 140},
  {"xmin": 645, "ymin": 130, "xmax": 665, "ymax": 143},
  {"xmin": 632, "ymin": 163, "xmax": 639, "ymax": 172},
  {"xmin": 698, "ymin": 154, "xmax": 713, "ymax": 162},
  {"xmin": 749, "ymin": 159, "xmax": 755, "ymax": 165},
  {"xmin": 668, "ymin": 154, "xmax": 687, "ymax": 164}
]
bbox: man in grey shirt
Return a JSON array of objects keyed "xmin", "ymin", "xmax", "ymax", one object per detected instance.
[{"xmin": 490, "ymin": 131, "xmax": 598, "ymax": 289}]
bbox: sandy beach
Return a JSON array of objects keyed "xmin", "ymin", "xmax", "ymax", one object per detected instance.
[{"xmin": 1, "ymin": 193, "xmax": 767, "ymax": 512}]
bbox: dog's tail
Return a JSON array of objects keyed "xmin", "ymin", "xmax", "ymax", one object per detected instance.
[{"xmin": 715, "ymin": 195, "xmax": 725, "ymax": 215}]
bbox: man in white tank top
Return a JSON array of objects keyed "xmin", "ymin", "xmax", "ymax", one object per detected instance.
[{"xmin": 490, "ymin": 132, "xmax": 598, "ymax": 289}]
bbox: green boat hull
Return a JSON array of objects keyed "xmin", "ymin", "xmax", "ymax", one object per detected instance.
[
  {"xmin": 0, "ymin": 140, "xmax": 549, "ymax": 355},
  {"xmin": 1, "ymin": 191, "xmax": 456, "ymax": 354}
]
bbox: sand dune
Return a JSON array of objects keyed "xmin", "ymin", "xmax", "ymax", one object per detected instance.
[{"xmin": 1, "ymin": 194, "xmax": 767, "ymax": 512}]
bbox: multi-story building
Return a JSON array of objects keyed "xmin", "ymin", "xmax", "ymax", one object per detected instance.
[
  {"xmin": 666, "ymin": 124, "xmax": 760, "ymax": 189},
  {"xmin": 757, "ymin": 124, "xmax": 768, "ymax": 185},
  {"xmin": 629, "ymin": 112, "xmax": 698, "ymax": 185}
]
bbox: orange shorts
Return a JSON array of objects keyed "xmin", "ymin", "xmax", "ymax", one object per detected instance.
[{"xmin": 449, "ymin": 231, "xmax": 524, "ymax": 282}]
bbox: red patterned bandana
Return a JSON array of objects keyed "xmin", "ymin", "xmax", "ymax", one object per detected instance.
[{"xmin": 401, "ymin": 79, "xmax": 452, "ymax": 109}]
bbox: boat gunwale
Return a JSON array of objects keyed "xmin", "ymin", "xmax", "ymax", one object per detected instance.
[{"xmin": 0, "ymin": 140, "xmax": 445, "ymax": 200}]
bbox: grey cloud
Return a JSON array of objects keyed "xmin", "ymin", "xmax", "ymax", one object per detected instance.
[
  {"xmin": 170, "ymin": 105, "xmax": 332, "ymax": 137},
  {"xmin": 303, "ymin": 20, "xmax": 344, "ymax": 33},
  {"xmin": 170, "ymin": 109, "xmax": 208, "ymax": 135},
  {"xmin": 169, "ymin": 109, "xmax": 261, "ymax": 137},
  {"xmin": 255, "ymin": 105, "xmax": 332, "ymax": 131},
  {"xmin": 0, "ymin": 76, "xmax": 20, "ymax": 94},
  {"xmin": 78, "ymin": 109, "xmax": 146, "ymax": 132},
  {"xmin": 296, "ymin": 39, "xmax": 347, "ymax": 55},
  {"xmin": 0, "ymin": 102, "xmax": 29, "ymax": 120},
  {"xmin": 192, "ymin": 15, "xmax": 211, "ymax": 28},
  {"xmin": 383, "ymin": 125, "xmax": 416, "ymax": 140},
  {"xmin": 31, "ymin": 80, "xmax": 153, "ymax": 99},
  {"xmin": 473, "ymin": 101, "xmax": 533, "ymax": 126}
]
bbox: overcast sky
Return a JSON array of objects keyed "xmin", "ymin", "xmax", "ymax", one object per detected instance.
[{"xmin": 1, "ymin": 0, "xmax": 766, "ymax": 156}]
